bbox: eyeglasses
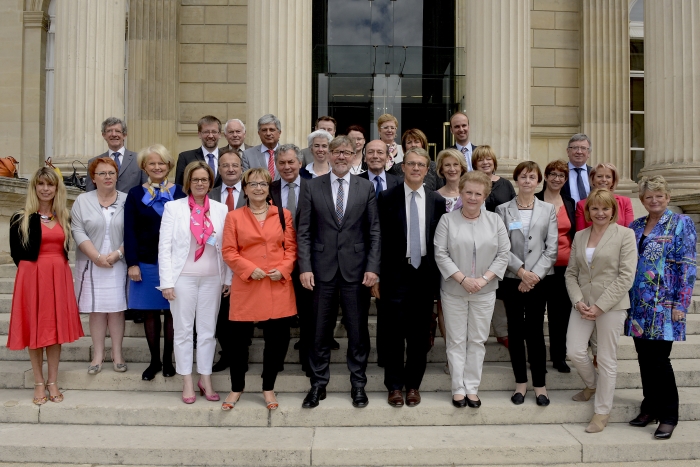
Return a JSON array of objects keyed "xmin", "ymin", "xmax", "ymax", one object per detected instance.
[
  {"xmin": 567, "ymin": 146, "xmax": 590, "ymax": 152},
  {"xmin": 331, "ymin": 150, "xmax": 353, "ymax": 157},
  {"xmin": 247, "ymin": 182, "xmax": 269, "ymax": 188},
  {"xmin": 380, "ymin": 126, "xmax": 397, "ymax": 131},
  {"xmin": 191, "ymin": 178, "xmax": 210, "ymax": 185},
  {"xmin": 200, "ymin": 130, "xmax": 220, "ymax": 136},
  {"xmin": 547, "ymin": 173, "xmax": 567, "ymax": 180},
  {"xmin": 405, "ymin": 161, "xmax": 427, "ymax": 168},
  {"xmin": 221, "ymin": 163, "xmax": 240, "ymax": 169},
  {"xmin": 95, "ymin": 172, "xmax": 117, "ymax": 177}
]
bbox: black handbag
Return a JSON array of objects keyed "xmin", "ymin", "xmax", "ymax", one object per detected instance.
[{"xmin": 63, "ymin": 160, "xmax": 87, "ymax": 191}]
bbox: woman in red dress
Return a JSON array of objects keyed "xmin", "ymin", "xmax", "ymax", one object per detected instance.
[{"xmin": 8, "ymin": 167, "xmax": 84, "ymax": 405}]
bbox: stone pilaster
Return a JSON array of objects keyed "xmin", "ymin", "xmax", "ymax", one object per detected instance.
[
  {"xmin": 246, "ymin": 0, "xmax": 312, "ymax": 147},
  {"xmin": 462, "ymin": 0, "xmax": 530, "ymax": 174},
  {"xmin": 639, "ymin": 0, "xmax": 700, "ymax": 192},
  {"xmin": 126, "ymin": 0, "xmax": 178, "ymax": 156},
  {"xmin": 581, "ymin": 0, "xmax": 634, "ymax": 192},
  {"xmin": 53, "ymin": 0, "xmax": 127, "ymax": 170}
]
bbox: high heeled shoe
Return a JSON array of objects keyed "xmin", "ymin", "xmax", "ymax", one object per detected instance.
[
  {"xmin": 32, "ymin": 382, "xmax": 47, "ymax": 405},
  {"xmin": 654, "ymin": 423, "xmax": 676, "ymax": 440},
  {"xmin": 264, "ymin": 392, "xmax": 279, "ymax": 410},
  {"xmin": 46, "ymin": 381, "xmax": 63, "ymax": 403},
  {"xmin": 572, "ymin": 387, "xmax": 596, "ymax": 402},
  {"xmin": 198, "ymin": 380, "xmax": 220, "ymax": 401},
  {"xmin": 182, "ymin": 393, "xmax": 196, "ymax": 404},
  {"xmin": 585, "ymin": 413, "xmax": 609, "ymax": 433},
  {"xmin": 221, "ymin": 391, "xmax": 243, "ymax": 411},
  {"xmin": 629, "ymin": 413, "xmax": 658, "ymax": 427}
]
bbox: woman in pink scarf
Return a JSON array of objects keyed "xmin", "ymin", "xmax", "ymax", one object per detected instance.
[{"xmin": 158, "ymin": 161, "xmax": 231, "ymax": 404}]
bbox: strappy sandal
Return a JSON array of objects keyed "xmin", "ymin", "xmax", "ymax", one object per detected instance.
[
  {"xmin": 32, "ymin": 382, "xmax": 47, "ymax": 405},
  {"xmin": 221, "ymin": 391, "xmax": 243, "ymax": 411},
  {"xmin": 46, "ymin": 381, "xmax": 63, "ymax": 403},
  {"xmin": 264, "ymin": 392, "xmax": 279, "ymax": 410}
]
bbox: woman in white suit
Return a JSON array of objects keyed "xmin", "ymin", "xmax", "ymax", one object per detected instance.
[
  {"xmin": 159, "ymin": 161, "xmax": 231, "ymax": 404},
  {"xmin": 565, "ymin": 189, "xmax": 637, "ymax": 433},
  {"xmin": 434, "ymin": 171, "xmax": 511, "ymax": 408},
  {"xmin": 495, "ymin": 161, "xmax": 558, "ymax": 406}
]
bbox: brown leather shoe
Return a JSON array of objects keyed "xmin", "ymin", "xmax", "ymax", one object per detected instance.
[
  {"xmin": 406, "ymin": 389, "xmax": 421, "ymax": 407},
  {"xmin": 387, "ymin": 390, "xmax": 404, "ymax": 407}
]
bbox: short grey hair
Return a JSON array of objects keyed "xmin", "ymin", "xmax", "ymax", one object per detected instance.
[
  {"xmin": 276, "ymin": 144, "xmax": 303, "ymax": 164},
  {"xmin": 568, "ymin": 133, "xmax": 592, "ymax": 150},
  {"xmin": 257, "ymin": 114, "xmax": 281, "ymax": 132},
  {"xmin": 102, "ymin": 117, "xmax": 126, "ymax": 134},
  {"xmin": 307, "ymin": 129, "xmax": 333, "ymax": 147},
  {"xmin": 224, "ymin": 118, "xmax": 246, "ymax": 133}
]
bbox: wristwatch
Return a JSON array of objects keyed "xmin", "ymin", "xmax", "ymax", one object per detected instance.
[
  {"xmin": 482, "ymin": 275, "xmax": 490, "ymax": 283},
  {"xmin": 117, "ymin": 250, "xmax": 124, "ymax": 260}
]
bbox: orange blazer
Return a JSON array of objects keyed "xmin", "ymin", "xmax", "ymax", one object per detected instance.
[
  {"xmin": 575, "ymin": 193, "xmax": 635, "ymax": 231},
  {"xmin": 222, "ymin": 205, "xmax": 297, "ymax": 321}
]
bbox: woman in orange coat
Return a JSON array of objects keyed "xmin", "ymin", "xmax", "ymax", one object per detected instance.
[{"xmin": 221, "ymin": 167, "xmax": 297, "ymax": 411}]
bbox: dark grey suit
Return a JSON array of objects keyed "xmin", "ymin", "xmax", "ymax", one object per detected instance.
[
  {"xmin": 561, "ymin": 163, "xmax": 593, "ymax": 202},
  {"xmin": 448, "ymin": 143, "xmax": 478, "ymax": 171},
  {"xmin": 209, "ymin": 184, "xmax": 246, "ymax": 209},
  {"xmin": 86, "ymin": 150, "xmax": 146, "ymax": 192},
  {"xmin": 297, "ymin": 173, "xmax": 381, "ymax": 388},
  {"xmin": 175, "ymin": 147, "xmax": 223, "ymax": 187},
  {"xmin": 358, "ymin": 170, "xmax": 401, "ymax": 195},
  {"xmin": 241, "ymin": 144, "xmax": 280, "ymax": 181}
]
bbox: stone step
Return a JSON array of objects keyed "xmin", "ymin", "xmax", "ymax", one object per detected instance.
[
  {"xmin": 2, "ymin": 463, "xmax": 700, "ymax": 467},
  {"xmin": 1, "ymin": 387, "xmax": 698, "ymax": 428},
  {"xmin": 0, "ymin": 278, "xmax": 13, "ymax": 294},
  {"xmin": 3, "ymin": 358, "xmax": 700, "ymax": 393},
  {"xmin": 0, "ymin": 421, "xmax": 699, "ymax": 466}
]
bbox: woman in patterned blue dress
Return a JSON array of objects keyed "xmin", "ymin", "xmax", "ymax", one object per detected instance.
[{"xmin": 626, "ymin": 175, "xmax": 697, "ymax": 440}]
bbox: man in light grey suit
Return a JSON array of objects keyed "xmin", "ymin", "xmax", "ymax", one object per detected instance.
[
  {"xmin": 301, "ymin": 116, "xmax": 337, "ymax": 166},
  {"xmin": 221, "ymin": 118, "xmax": 248, "ymax": 160},
  {"xmin": 86, "ymin": 117, "xmax": 147, "ymax": 192},
  {"xmin": 297, "ymin": 135, "xmax": 381, "ymax": 410},
  {"xmin": 241, "ymin": 114, "xmax": 282, "ymax": 181}
]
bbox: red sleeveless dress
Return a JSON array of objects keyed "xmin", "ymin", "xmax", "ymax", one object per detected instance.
[{"xmin": 7, "ymin": 223, "xmax": 84, "ymax": 350}]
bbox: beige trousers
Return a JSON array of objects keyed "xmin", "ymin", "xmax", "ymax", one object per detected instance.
[{"xmin": 566, "ymin": 308, "xmax": 627, "ymax": 414}]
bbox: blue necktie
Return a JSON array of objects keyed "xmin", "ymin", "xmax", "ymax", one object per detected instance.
[
  {"xmin": 574, "ymin": 167, "xmax": 588, "ymax": 200},
  {"xmin": 410, "ymin": 191, "xmax": 421, "ymax": 269},
  {"xmin": 207, "ymin": 153, "xmax": 216, "ymax": 176},
  {"xmin": 112, "ymin": 152, "xmax": 121, "ymax": 171},
  {"xmin": 374, "ymin": 176, "xmax": 382, "ymax": 199}
]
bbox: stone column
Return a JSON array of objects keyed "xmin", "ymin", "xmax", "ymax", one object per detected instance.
[
  {"xmin": 462, "ymin": 0, "xmax": 530, "ymax": 173},
  {"xmin": 581, "ymin": 0, "xmax": 634, "ymax": 192},
  {"xmin": 639, "ymin": 0, "xmax": 700, "ymax": 192},
  {"xmin": 126, "ymin": 0, "xmax": 178, "ymax": 155},
  {"xmin": 53, "ymin": 0, "xmax": 127, "ymax": 170},
  {"xmin": 246, "ymin": 0, "xmax": 312, "ymax": 147}
]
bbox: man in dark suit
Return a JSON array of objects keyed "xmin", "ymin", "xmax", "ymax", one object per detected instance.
[
  {"xmin": 86, "ymin": 117, "xmax": 147, "ymax": 192},
  {"xmin": 221, "ymin": 118, "xmax": 248, "ymax": 159},
  {"xmin": 297, "ymin": 135, "xmax": 380, "ymax": 409},
  {"xmin": 301, "ymin": 116, "xmax": 337, "ymax": 166},
  {"xmin": 175, "ymin": 115, "xmax": 223, "ymax": 187},
  {"xmin": 376, "ymin": 147, "xmax": 446, "ymax": 407},
  {"xmin": 242, "ymin": 114, "xmax": 282, "ymax": 181},
  {"xmin": 269, "ymin": 144, "xmax": 313, "ymax": 374},
  {"xmin": 561, "ymin": 133, "xmax": 593, "ymax": 203},
  {"xmin": 448, "ymin": 112, "xmax": 477, "ymax": 171}
]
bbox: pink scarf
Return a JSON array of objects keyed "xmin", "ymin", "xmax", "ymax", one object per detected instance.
[{"xmin": 188, "ymin": 194, "xmax": 214, "ymax": 262}]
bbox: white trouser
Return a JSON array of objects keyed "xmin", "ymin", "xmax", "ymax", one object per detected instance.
[
  {"xmin": 441, "ymin": 290, "xmax": 496, "ymax": 396},
  {"xmin": 490, "ymin": 299, "xmax": 508, "ymax": 337},
  {"xmin": 170, "ymin": 275, "xmax": 221, "ymax": 376},
  {"xmin": 566, "ymin": 308, "xmax": 627, "ymax": 414}
]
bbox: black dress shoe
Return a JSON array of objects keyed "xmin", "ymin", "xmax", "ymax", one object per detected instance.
[
  {"xmin": 654, "ymin": 423, "xmax": 676, "ymax": 440},
  {"xmin": 452, "ymin": 397, "xmax": 468, "ymax": 408},
  {"xmin": 351, "ymin": 387, "xmax": 369, "ymax": 408},
  {"xmin": 536, "ymin": 394, "xmax": 550, "ymax": 406},
  {"xmin": 553, "ymin": 361, "xmax": 571, "ymax": 373},
  {"xmin": 302, "ymin": 387, "xmax": 326, "ymax": 409},
  {"xmin": 293, "ymin": 340, "xmax": 301, "ymax": 350},
  {"xmin": 629, "ymin": 413, "xmax": 658, "ymax": 427},
  {"xmin": 142, "ymin": 362, "xmax": 162, "ymax": 381},
  {"xmin": 466, "ymin": 396, "xmax": 481, "ymax": 408},
  {"xmin": 212, "ymin": 359, "xmax": 229, "ymax": 372},
  {"xmin": 132, "ymin": 311, "xmax": 144, "ymax": 324},
  {"xmin": 331, "ymin": 339, "xmax": 340, "ymax": 350},
  {"xmin": 511, "ymin": 391, "xmax": 526, "ymax": 405},
  {"xmin": 162, "ymin": 362, "xmax": 176, "ymax": 377}
]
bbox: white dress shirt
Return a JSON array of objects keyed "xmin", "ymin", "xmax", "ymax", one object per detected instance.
[
  {"xmin": 108, "ymin": 147, "xmax": 125, "ymax": 168},
  {"xmin": 262, "ymin": 143, "xmax": 279, "ymax": 168},
  {"xmin": 220, "ymin": 180, "xmax": 242, "ymax": 207},
  {"xmin": 201, "ymin": 146, "xmax": 219, "ymax": 177},
  {"xmin": 281, "ymin": 175, "xmax": 302, "ymax": 209},
  {"xmin": 330, "ymin": 171, "xmax": 351, "ymax": 215},
  {"xmin": 567, "ymin": 161, "xmax": 590, "ymax": 203},
  {"xmin": 367, "ymin": 170, "xmax": 387, "ymax": 193},
  {"xmin": 404, "ymin": 183, "xmax": 427, "ymax": 257},
  {"xmin": 305, "ymin": 162, "xmax": 331, "ymax": 178},
  {"xmin": 455, "ymin": 142, "xmax": 474, "ymax": 171}
]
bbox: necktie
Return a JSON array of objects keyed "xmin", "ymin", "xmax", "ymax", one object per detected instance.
[
  {"xmin": 225, "ymin": 187, "xmax": 235, "ymax": 211},
  {"xmin": 574, "ymin": 167, "xmax": 588, "ymax": 200},
  {"xmin": 112, "ymin": 152, "xmax": 121, "ymax": 171},
  {"xmin": 410, "ymin": 191, "xmax": 421, "ymax": 269},
  {"xmin": 461, "ymin": 146, "xmax": 471, "ymax": 171},
  {"xmin": 267, "ymin": 149, "xmax": 276, "ymax": 178},
  {"xmin": 374, "ymin": 176, "xmax": 382, "ymax": 200},
  {"xmin": 335, "ymin": 179, "xmax": 344, "ymax": 224},
  {"xmin": 286, "ymin": 182, "xmax": 297, "ymax": 229},
  {"xmin": 207, "ymin": 154, "xmax": 216, "ymax": 176}
]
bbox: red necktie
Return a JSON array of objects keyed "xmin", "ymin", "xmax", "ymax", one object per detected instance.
[
  {"xmin": 226, "ymin": 187, "xmax": 235, "ymax": 211},
  {"xmin": 267, "ymin": 149, "xmax": 275, "ymax": 178}
]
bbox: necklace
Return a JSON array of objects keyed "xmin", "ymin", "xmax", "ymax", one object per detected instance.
[
  {"xmin": 460, "ymin": 208, "xmax": 480, "ymax": 220},
  {"xmin": 251, "ymin": 206, "xmax": 269, "ymax": 215},
  {"xmin": 38, "ymin": 211, "xmax": 55, "ymax": 223},
  {"xmin": 516, "ymin": 197, "xmax": 534, "ymax": 209},
  {"xmin": 98, "ymin": 192, "xmax": 118, "ymax": 209}
]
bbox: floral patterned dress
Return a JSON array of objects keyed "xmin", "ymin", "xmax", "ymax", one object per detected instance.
[{"xmin": 626, "ymin": 209, "xmax": 697, "ymax": 341}]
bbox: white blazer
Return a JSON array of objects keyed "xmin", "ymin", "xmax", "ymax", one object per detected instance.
[{"xmin": 158, "ymin": 197, "xmax": 232, "ymax": 290}]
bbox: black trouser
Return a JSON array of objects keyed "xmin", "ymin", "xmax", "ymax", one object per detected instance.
[
  {"xmin": 543, "ymin": 266, "xmax": 571, "ymax": 362},
  {"xmin": 309, "ymin": 269, "xmax": 370, "ymax": 388},
  {"xmin": 228, "ymin": 317, "xmax": 290, "ymax": 392},
  {"xmin": 634, "ymin": 337, "xmax": 679, "ymax": 425},
  {"xmin": 382, "ymin": 261, "xmax": 434, "ymax": 391},
  {"xmin": 214, "ymin": 294, "xmax": 231, "ymax": 363},
  {"xmin": 501, "ymin": 277, "xmax": 547, "ymax": 387},
  {"xmin": 292, "ymin": 271, "xmax": 314, "ymax": 373}
]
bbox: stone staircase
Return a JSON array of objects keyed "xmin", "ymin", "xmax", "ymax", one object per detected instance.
[{"xmin": 1, "ymin": 258, "xmax": 700, "ymax": 467}]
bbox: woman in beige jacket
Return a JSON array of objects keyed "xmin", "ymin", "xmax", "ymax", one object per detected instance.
[{"xmin": 565, "ymin": 188, "xmax": 637, "ymax": 433}]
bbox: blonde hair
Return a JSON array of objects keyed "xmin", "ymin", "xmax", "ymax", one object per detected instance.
[
  {"xmin": 589, "ymin": 162, "xmax": 619, "ymax": 191},
  {"xmin": 138, "ymin": 144, "xmax": 175, "ymax": 172},
  {"xmin": 377, "ymin": 114, "xmax": 398, "ymax": 131},
  {"xmin": 436, "ymin": 148, "xmax": 468, "ymax": 178},
  {"xmin": 14, "ymin": 167, "xmax": 71, "ymax": 249},
  {"xmin": 584, "ymin": 188, "xmax": 619, "ymax": 224},
  {"xmin": 638, "ymin": 175, "xmax": 670, "ymax": 200},
  {"xmin": 471, "ymin": 145, "xmax": 498, "ymax": 174}
]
